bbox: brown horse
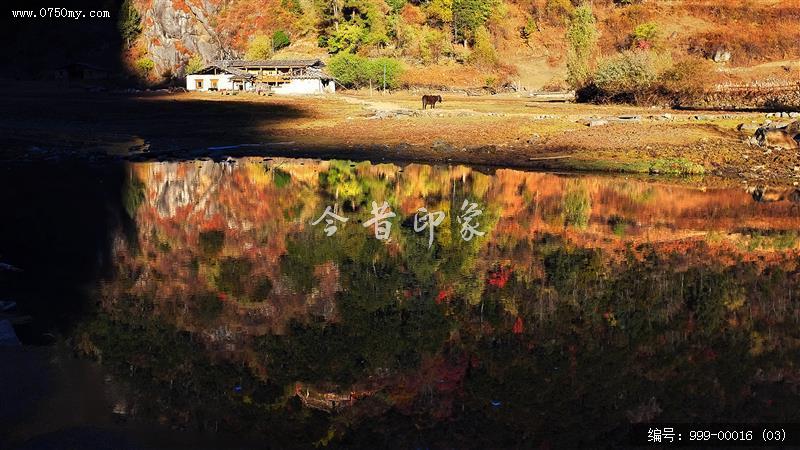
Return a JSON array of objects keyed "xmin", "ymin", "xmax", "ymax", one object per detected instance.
[
  {"xmin": 755, "ymin": 125, "xmax": 800, "ymax": 149},
  {"xmin": 422, "ymin": 95, "xmax": 442, "ymax": 110}
]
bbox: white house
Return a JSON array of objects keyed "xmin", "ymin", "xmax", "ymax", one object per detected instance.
[
  {"xmin": 187, "ymin": 59, "xmax": 335, "ymax": 94},
  {"xmin": 186, "ymin": 65, "xmax": 253, "ymax": 92}
]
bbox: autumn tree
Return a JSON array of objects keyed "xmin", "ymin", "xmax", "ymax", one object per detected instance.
[
  {"xmin": 245, "ymin": 34, "xmax": 273, "ymax": 60},
  {"xmin": 452, "ymin": 0, "xmax": 495, "ymax": 45},
  {"xmin": 565, "ymin": 3, "xmax": 598, "ymax": 89}
]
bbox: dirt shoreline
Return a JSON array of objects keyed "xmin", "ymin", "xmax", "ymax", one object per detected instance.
[{"xmin": 1, "ymin": 82, "xmax": 798, "ymax": 186}]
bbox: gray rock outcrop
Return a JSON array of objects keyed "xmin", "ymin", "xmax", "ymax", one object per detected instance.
[{"xmin": 139, "ymin": 0, "xmax": 231, "ymax": 77}]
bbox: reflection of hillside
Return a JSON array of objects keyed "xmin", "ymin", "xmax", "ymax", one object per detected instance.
[
  {"xmin": 107, "ymin": 158, "xmax": 800, "ymax": 338},
  {"xmin": 83, "ymin": 158, "xmax": 800, "ymax": 446}
]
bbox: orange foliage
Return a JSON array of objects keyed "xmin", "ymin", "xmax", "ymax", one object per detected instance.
[
  {"xmin": 214, "ymin": 0, "xmax": 299, "ymax": 51},
  {"xmin": 399, "ymin": 4, "xmax": 424, "ymax": 26},
  {"xmin": 172, "ymin": 0, "xmax": 192, "ymax": 13}
]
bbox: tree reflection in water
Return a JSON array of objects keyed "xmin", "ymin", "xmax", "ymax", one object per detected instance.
[{"xmin": 76, "ymin": 158, "xmax": 800, "ymax": 448}]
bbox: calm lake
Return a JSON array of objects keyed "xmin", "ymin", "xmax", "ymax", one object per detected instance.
[{"xmin": 2, "ymin": 157, "xmax": 800, "ymax": 448}]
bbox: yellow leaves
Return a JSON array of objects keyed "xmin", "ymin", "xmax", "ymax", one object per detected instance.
[
  {"xmin": 723, "ymin": 294, "xmax": 745, "ymax": 312},
  {"xmin": 244, "ymin": 34, "xmax": 273, "ymax": 60},
  {"xmin": 499, "ymin": 295, "xmax": 518, "ymax": 316},
  {"xmin": 245, "ymin": 162, "xmax": 272, "ymax": 187},
  {"xmin": 424, "ymin": 0, "xmax": 453, "ymax": 25},
  {"xmin": 723, "ymin": 285, "xmax": 746, "ymax": 311},
  {"xmin": 749, "ymin": 331, "xmax": 765, "ymax": 356}
]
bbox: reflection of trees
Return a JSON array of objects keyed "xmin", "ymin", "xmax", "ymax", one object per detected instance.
[
  {"xmin": 74, "ymin": 158, "xmax": 800, "ymax": 447},
  {"xmin": 563, "ymin": 180, "xmax": 592, "ymax": 229}
]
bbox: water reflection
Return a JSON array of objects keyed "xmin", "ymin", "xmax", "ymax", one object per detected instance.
[{"xmin": 79, "ymin": 158, "xmax": 800, "ymax": 447}]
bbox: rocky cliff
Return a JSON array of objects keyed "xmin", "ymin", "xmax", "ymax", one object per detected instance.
[{"xmin": 137, "ymin": 0, "xmax": 235, "ymax": 76}]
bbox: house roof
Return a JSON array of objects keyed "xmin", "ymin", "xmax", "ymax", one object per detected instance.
[
  {"xmin": 292, "ymin": 68, "xmax": 334, "ymax": 81},
  {"xmin": 192, "ymin": 65, "xmax": 254, "ymax": 78},
  {"xmin": 192, "ymin": 61, "xmax": 334, "ymax": 82},
  {"xmin": 216, "ymin": 59, "xmax": 326, "ymax": 68}
]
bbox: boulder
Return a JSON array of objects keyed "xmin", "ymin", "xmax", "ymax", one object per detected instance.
[
  {"xmin": 613, "ymin": 115, "xmax": 642, "ymax": 123},
  {"xmin": 713, "ymin": 49, "xmax": 732, "ymax": 63},
  {"xmin": 587, "ymin": 119, "xmax": 609, "ymax": 127},
  {"xmin": 431, "ymin": 140, "xmax": 455, "ymax": 152},
  {"xmin": 737, "ymin": 123, "xmax": 760, "ymax": 132}
]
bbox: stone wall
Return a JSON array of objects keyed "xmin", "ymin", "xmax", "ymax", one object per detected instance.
[{"xmin": 694, "ymin": 83, "xmax": 800, "ymax": 110}]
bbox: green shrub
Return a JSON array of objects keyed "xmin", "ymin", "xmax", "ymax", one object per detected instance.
[
  {"xmin": 123, "ymin": 175, "xmax": 145, "ymax": 218},
  {"xmin": 326, "ymin": 23, "xmax": 368, "ymax": 53},
  {"xmin": 327, "ymin": 53, "xmax": 363, "ymax": 86},
  {"xmin": 272, "ymin": 30, "xmax": 291, "ymax": 50},
  {"xmin": 590, "ymin": 51, "xmax": 711, "ymax": 105},
  {"xmin": 631, "ymin": 22, "xmax": 659, "ymax": 49},
  {"xmin": 593, "ymin": 51, "xmax": 656, "ymax": 98},
  {"xmin": 420, "ymin": 27, "xmax": 450, "ymax": 64},
  {"xmin": 520, "ymin": 18, "xmax": 538, "ymax": 45},
  {"xmin": 185, "ymin": 55, "xmax": 204, "ymax": 75},
  {"xmin": 369, "ymin": 57, "xmax": 404, "ymax": 89},
  {"xmin": 328, "ymin": 54, "xmax": 404, "ymax": 89},
  {"xmin": 135, "ymin": 57, "xmax": 155, "ymax": 76}
]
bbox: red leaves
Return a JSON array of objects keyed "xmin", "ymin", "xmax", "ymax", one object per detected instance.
[
  {"xmin": 436, "ymin": 287, "xmax": 453, "ymax": 304},
  {"xmin": 488, "ymin": 267, "xmax": 512, "ymax": 288},
  {"xmin": 513, "ymin": 316, "xmax": 524, "ymax": 334}
]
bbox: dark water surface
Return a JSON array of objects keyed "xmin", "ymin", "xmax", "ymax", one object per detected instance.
[{"xmin": 2, "ymin": 158, "xmax": 800, "ymax": 448}]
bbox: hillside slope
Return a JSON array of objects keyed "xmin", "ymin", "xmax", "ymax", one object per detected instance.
[{"xmin": 126, "ymin": 0, "xmax": 800, "ymax": 89}]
